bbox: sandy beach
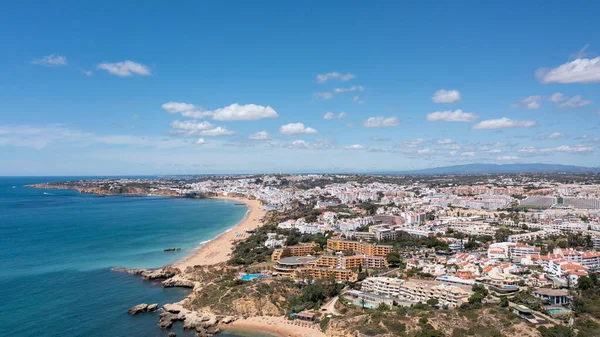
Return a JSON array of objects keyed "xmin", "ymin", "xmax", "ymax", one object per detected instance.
[
  {"xmin": 175, "ymin": 195, "xmax": 266, "ymax": 270},
  {"xmin": 224, "ymin": 316, "xmax": 326, "ymax": 337}
]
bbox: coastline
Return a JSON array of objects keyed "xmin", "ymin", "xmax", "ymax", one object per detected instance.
[
  {"xmin": 222, "ymin": 316, "xmax": 326, "ymax": 337},
  {"xmin": 174, "ymin": 195, "xmax": 266, "ymax": 270}
]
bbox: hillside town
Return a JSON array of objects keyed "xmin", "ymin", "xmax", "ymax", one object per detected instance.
[{"xmin": 37, "ymin": 173, "xmax": 600, "ymax": 336}]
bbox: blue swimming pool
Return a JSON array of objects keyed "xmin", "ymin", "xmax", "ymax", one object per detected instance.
[
  {"xmin": 240, "ymin": 274, "xmax": 264, "ymax": 281},
  {"xmin": 547, "ymin": 308, "xmax": 571, "ymax": 316},
  {"xmin": 354, "ymin": 301, "xmax": 374, "ymax": 308}
]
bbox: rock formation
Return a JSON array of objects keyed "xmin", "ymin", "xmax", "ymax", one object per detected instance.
[{"xmin": 128, "ymin": 303, "xmax": 159, "ymax": 315}]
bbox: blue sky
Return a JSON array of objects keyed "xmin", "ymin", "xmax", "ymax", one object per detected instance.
[{"xmin": 1, "ymin": 1, "xmax": 599, "ymax": 175}]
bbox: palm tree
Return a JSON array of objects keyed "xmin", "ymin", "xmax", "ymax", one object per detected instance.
[{"xmin": 360, "ymin": 298, "xmax": 366, "ymax": 310}]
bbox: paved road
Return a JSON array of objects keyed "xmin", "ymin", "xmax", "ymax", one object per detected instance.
[{"xmin": 320, "ymin": 295, "xmax": 340, "ymax": 316}]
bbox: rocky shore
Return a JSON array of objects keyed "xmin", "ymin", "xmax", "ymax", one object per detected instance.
[{"xmin": 114, "ymin": 266, "xmax": 236, "ymax": 336}]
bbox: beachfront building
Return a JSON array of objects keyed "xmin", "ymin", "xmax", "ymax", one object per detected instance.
[
  {"xmin": 361, "ymin": 277, "xmax": 404, "ymax": 297},
  {"xmin": 271, "ymin": 242, "xmax": 318, "ymax": 261},
  {"xmin": 398, "ymin": 280, "xmax": 472, "ymax": 308},
  {"xmin": 327, "ymin": 239, "xmax": 393, "ymax": 257},
  {"xmin": 272, "ymin": 256, "xmax": 318, "ymax": 277}
]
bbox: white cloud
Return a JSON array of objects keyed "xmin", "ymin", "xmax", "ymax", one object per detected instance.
[
  {"xmin": 249, "ymin": 131, "xmax": 269, "ymax": 140},
  {"xmin": 426, "ymin": 109, "xmax": 478, "ymax": 122},
  {"xmin": 432, "ymin": 89, "xmax": 461, "ymax": 103},
  {"xmin": 284, "ymin": 139, "xmax": 331, "ymax": 150},
  {"xmin": 170, "ymin": 120, "xmax": 214, "ymax": 132},
  {"xmin": 472, "ymin": 117, "xmax": 537, "ymax": 130},
  {"xmin": 162, "ymin": 102, "xmax": 277, "ymax": 120},
  {"xmin": 352, "ymin": 96, "xmax": 365, "ymax": 104},
  {"xmin": 82, "ymin": 70, "xmax": 93, "ymax": 76},
  {"xmin": 511, "ymin": 95, "xmax": 544, "ymax": 109},
  {"xmin": 461, "ymin": 151, "xmax": 476, "ymax": 157},
  {"xmin": 437, "ymin": 138, "xmax": 453, "ymax": 144},
  {"xmin": 536, "ymin": 57, "xmax": 600, "ymax": 84},
  {"xmin": 518, "ymin": 146, "xmax": 538, "ymax": 153},
  {"xmin": 449, "ymin": 150, "xmax": 457, "ymax": 156},
  {"xmin": 169, "ymin": 120, "xmax": 233, "ymax": 137},
  {"xmin": 96, "ymin": 60, "xmax": 151, "ymax": 76},
  {"xmin": 0, "ymin": 124, "xmax": 90, "ymax": 150},
  {"xmin": 497, "ymin": 156, "xmax": 519, "ymax": 161},
  {"xmin": 333, "ymin": 85, "xmax": 365, "ymax": 94},
  {"xmin": 488, "ymin": 149, "xmax": 502, "ymax": 153},
  {"xmin": 400, "ymin": 138, "xmax": 424, "ymax": 148},
  {"xmin": 549, "ymin": 93, "xmax": 565, "ymax": 103},
  {"xmin": 316, "ymin": 72, "xmax": 355, "ymax": 83},
  {"xmin": 541, "ymin": 145, "xmax": 593, "ymax": 153},
  {"xmin": 198, "ymin": 127, "xmax": 235, "ymax": 136},
  {"xmin": 417, "ymin": 148, "xmax": 433, "ymax": 154},
  {"xmin": 279, "ymin": 123, "xmax": 318, "ymax": 134},
  {"xmin": 362, "ymin": 116, "xmax": 400, "ymax": 127},
  {"xmin": 0, "ymin": 124, "xmax": 193, "ymax": 150},
  {"xmin": 31, "ymin": 54, "xmax": 67, "ymax": 67},
  {"xmin": 370, "ymin": 137, "xmax": 390, "ymax": 142},
  {"xmin": 556, "ymin": 95, "xmax": 592, "ymax": 108},
  {"xmin": 196, "ymin": 138, "xmax": 206, "ymax": 145},
  {"xmin": 344, "ymin": 144, "xmax": 366, "ymax": 150},
  {"xmin": 313, "ymin": 92, "xmax": 334, "ymax": 100},
  {"xmin": 162, "ymin": 102, "xmax": 212, "ymax": 119},
  {"xmin": 212, "ymin": 103, "xmax": 278, "ymax": 121},
  {"xmin": 537, "ymin": 132, "xmax": 563, "ymax": 140},
  {"xmin": 323, "ymin": 112, "xmax": 347, "ymax": 120}
]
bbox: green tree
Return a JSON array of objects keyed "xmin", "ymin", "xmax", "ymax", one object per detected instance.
[
  {"xmin": 426, "ymin": 298, "xmax": 439, "ymax": 307},
  {"xmin": 495, "ymin": 227, "xmax": 512, "ymax": 242},
  {"xmin": 359, "ymin": 298, "xmax": 367, "ymax": 310},
  {"xmin": 386, "ymin": 251, "xmax": 402, "ymax": 267},
  {"xmin": 577, "ymin": 276, "xmax": 594, "ymax": 291}
]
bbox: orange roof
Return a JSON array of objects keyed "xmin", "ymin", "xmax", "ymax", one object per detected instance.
[
  {"xmin": 560, "ymin": 263, "xmax": 587, "ymax": 271},
  {"xmin": 565, "ymin": 270, "xmax": 587, "ymax": 276},
  {"xmin": 582, "ymin": 252, "xmax": 600, "ymax": 258}
]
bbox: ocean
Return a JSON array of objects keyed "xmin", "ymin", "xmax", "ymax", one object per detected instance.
[{"xmin": 0, "ymin": 177, "xmax": 270, "ymax": 337}]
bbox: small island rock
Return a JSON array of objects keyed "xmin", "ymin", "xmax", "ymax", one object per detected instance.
[{"xmin": 128, "ymin": 303, "xmax": 148, "ymax": 315}]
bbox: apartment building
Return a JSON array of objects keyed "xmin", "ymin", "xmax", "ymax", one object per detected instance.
[
  {"xmin": 271, "ymin": 242, "xmax": 318, "ymax": 261},
  {"xmin": 361, "ymin": 277, "xmax": 404, "ymax": 297},
  {"xmin": 295, "ymin": 266, "xmax": 358, "ymax": 282},
  {"xmin": 327, "ymin": 239, "xmax": 393, "ymax": 257},
  {"xmin": 398, "ymin": 280, "xmax": 471, "ymax": 308},
  {"xmin": 545, "ymin": 259, "xmax": 588, "ymax": 278},
  {"xmin": 315, "ymin": 254, "xmax": 388, "ymax": 270},
  {"xmin": 487, "ymin": 242, "xmax": 540, "ymax": 260},
  {"xmin": 508, "ymin": 230, "xmax": 562, "ymax": 242}
]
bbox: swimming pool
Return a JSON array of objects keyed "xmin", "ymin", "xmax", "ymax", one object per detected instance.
[
  {"xmin": 354, "ymin": 301, "xmax": 374, "ymax": 308},
  {"xmin": 240, "ymin": 274, "xmax": 264, "ymax": 281},
  {"xmin": 547, "ymin": 308, "xmax": 571, "ymax": 316}
]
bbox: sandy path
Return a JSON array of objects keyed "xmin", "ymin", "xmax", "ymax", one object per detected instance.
[{"xmin": 174, "ymin": 196, "xmax": 265, "ymax": 270}]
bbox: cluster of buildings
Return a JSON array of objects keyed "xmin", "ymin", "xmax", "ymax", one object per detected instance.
[
  {"xmin": 269, "ymin": 239, "xmax": 393, "ymax": 282},
  {"xmin": 351, "ymin": 276, "xmax": 472, "ymax": 308},
  {"xmin": 184, "ymin": 175, "xmax": 600, "ymax": 313}
]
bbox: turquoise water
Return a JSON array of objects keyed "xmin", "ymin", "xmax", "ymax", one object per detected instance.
[
  {"xmin": 0, "ymin": 177, "xmax": 267, "ymax": 337},
  {"xmin": 240, "ymin": 274, "xmax": 265, "ymax": 281},
  {"xmin": 547, "ymin": 308, "xmax": 571, "ymax": 316},
  {"xmin": 354, "ymin": 301, "xmax": 374, "ymax": 308}
]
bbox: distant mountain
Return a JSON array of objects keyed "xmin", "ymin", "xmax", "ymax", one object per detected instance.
[{"xmin": 381, "ymin": 163, "xmax": 600, "ymax": 175}]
